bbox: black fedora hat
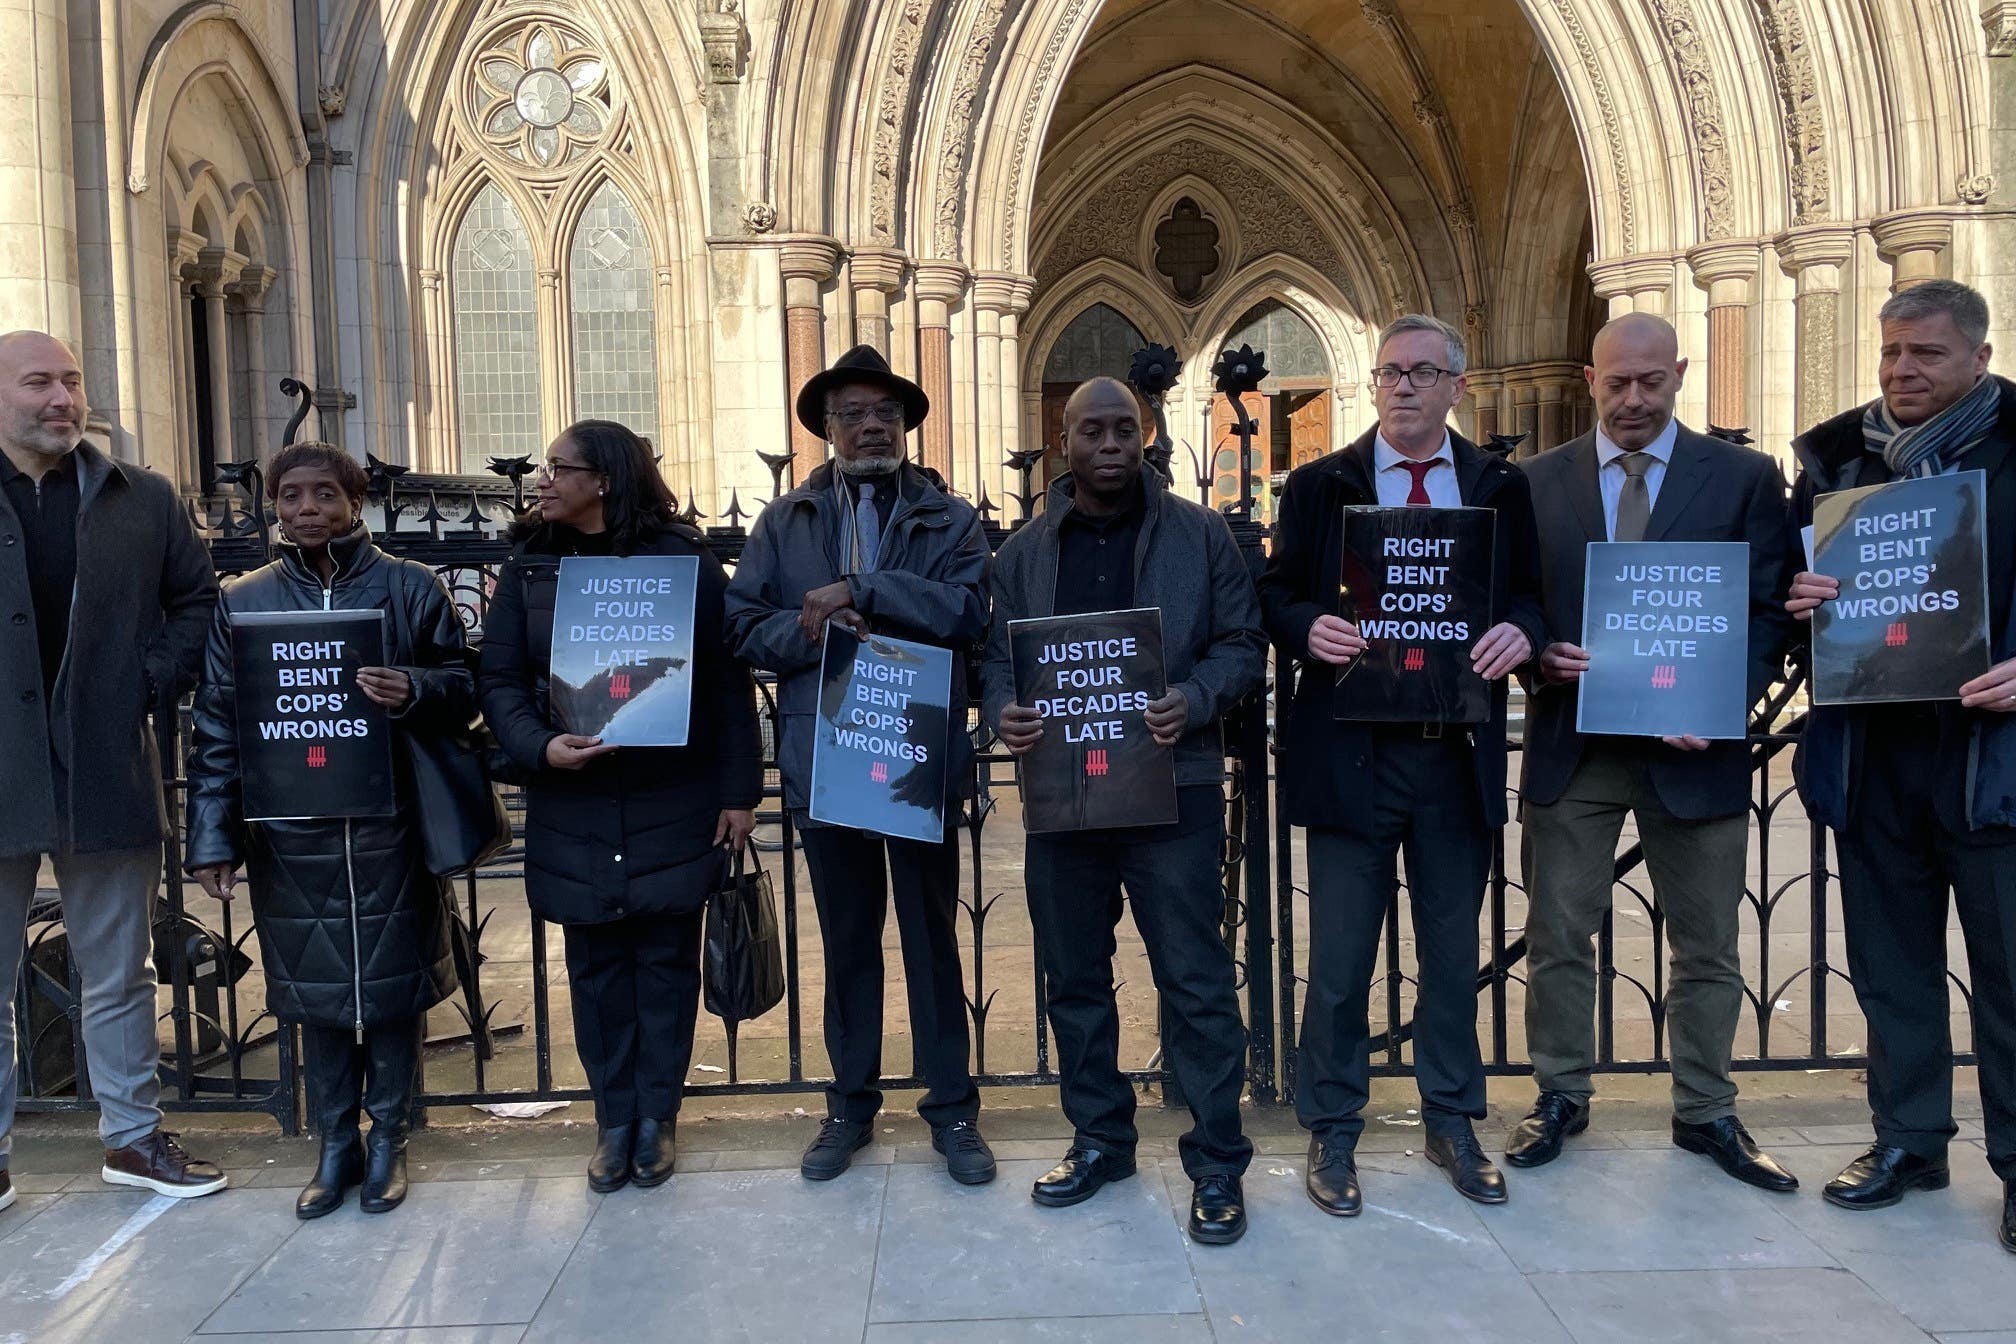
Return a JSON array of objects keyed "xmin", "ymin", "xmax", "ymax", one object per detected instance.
[{"xmin": 795, "ymin": 344, "xmax": 930, "ymax": 438}]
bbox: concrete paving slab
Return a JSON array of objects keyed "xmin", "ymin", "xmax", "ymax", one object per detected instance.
[
  {"xmin": 1529, "ymin": 1266, "xmax": 1933, "ymax": 1343},
  {"xmin": 869, "ymin": 1158, "xmax": 1199, "ymax": 1323},
  {"xmin": 182, "ymin": 1331, "xmax": 527, "ymax": 1344},
  {"xmin": 866, "ymin": 1316, "xmax": 1212, "ymax": 1342},
  {"xmin": 1175, "ymin": 1162, "xmax": 1573, "ymax": 1341},
  {"xmin": 1472, "ymin": 1148, "xmax": 1833, "ymax": 1273},
  {"xmin": 521, "ymin": 1167, "xmax": 885, "ymax": 1344},
  {"xmin": 0, "ymin": 1188, "xmax": 300, "ymax": 1344},
  {"xmin": 199, "ymin": 1178, "xmax": 596, "ymax": 1334},
  {"xmin": 1763, "ymin": 1145, "xmax": 2016, "ymax": 1335}
]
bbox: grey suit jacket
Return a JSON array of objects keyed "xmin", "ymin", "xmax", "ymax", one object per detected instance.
[{"xmin": 1518, "ymin": 423, "xmax": 1797, "ymax": 821}]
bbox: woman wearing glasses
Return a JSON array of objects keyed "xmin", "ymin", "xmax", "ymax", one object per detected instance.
[{"xmin": 477, "ymin": 420, "xmax": 762, "ymax": 1192}]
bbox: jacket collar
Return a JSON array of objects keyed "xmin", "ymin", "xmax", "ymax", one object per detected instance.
[
  {"xmin": 276, "ymin": 522, "xmax": 378, "ymax": 588},
  {"xmin": 1325, "ymin": 423, "xmax": 1500, "ymax": 502},
  {"xmin": 1035, "ymin": 465, "xmax": 1165, "ymax": 533},
  {"xmin": 1793, "ymin": 374, "xmax": 2016, "ymax": 487},
  {"xmin": 787, "ymin": 459, "xmax": 953, "ymax": 520}
]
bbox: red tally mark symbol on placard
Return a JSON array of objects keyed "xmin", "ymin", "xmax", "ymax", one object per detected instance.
[
  {"xmin": 608, "ymin": 673, "xmax": 633, "ymax": 700},
  {"xmin": 306, "ymin": 745, "xmax": 328, "ymax": 769},
  {"xmin": 1085, "ymin": 750, "xmax": 1109, "ymax": 778},
  {"xmin": 1402, "ymin": 647, "xmax": 1426, "ymax": 672},
  {"xmin": 869, "ymin": 761, "xmax": 888, "ymax": 784},
  {"xmin": 1885, "ymin": 622, "xmax": 1910, "ymax": 648},
  {"xmin": 1650, "ymin": 665, "xmax": 1677, "ymax": 691}
]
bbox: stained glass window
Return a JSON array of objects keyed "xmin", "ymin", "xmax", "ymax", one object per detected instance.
[
  {"xmin": 452, "ymin": 183, "xmax": 542, "ymax": 472},
  {"xmin": 569, "ymin": 181, "xmax": 659, "ymax": 443},
  {"xmin": 1225, "ymin": 299, "xmax": 1329, "ymax": 381},
  {"xmin": 1043, "ymin": 303, "xmax": 1148, "ymax": 382}
]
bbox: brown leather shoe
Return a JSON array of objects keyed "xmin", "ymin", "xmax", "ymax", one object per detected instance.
[
  {"xmin": 0, "ymin": 1166, "xmax": 14, "ymax": 1213},
  {"xmin": 101, "ymin": 1132, "xmax": 227, "ymax": 1198}
]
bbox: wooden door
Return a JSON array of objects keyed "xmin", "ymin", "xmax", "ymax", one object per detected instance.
[
  {"xmin": 1209, "ymin": 392, "xmax": 1270, "ymax": 513},
  {"xmin": 1287, "ymin": 388, "xmax": 1331, "ymax": 470}
]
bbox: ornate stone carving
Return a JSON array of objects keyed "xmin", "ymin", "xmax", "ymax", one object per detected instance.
[
  {"xmin": 464, "ymin": 18, "xmax": 612, "ymax": 172},
  {"xmin": 1796, "ymin": 289, "xmax": 1838, "ymax": 425},
  {"xmin": 699, "ymin": 0, "xmax": 749, "ymax": 84},
  {"xmin": 318, "ymin": 84, "xmax": 347, "ymax": 118},
  {"xmin": 1752, "ymin": 0, "xmax": 1830, "ymax": 224},
  {"xmin": 1004, "ymin": 0, "xmax": 1097, "ymax": 258},
  {"xmin": 1034, "ymin": 138, "xmax": 1363, "ymax": 311},
  {"xmin": 743, "ymin": 201, "xmax": 777, "ymax": 233},
  {"xmin": 1958, "ymin": 172, "xmax": 1997, "ymax": 204},
  {"xmin": 1359, "ymin": 0, "xmax": 1399, "ymax": 39},
  {"xmin": 1986, "ymin": 2, "xmax": 2016, "ymax": 57},
  {"xmin": 870, "ymin": 1, "xmax": 928, "ymax": 240},
  {"xmin": 1650, "ymin": 0, "xmax": 1736, "ymax": 240},
  {"xmin": 933, "ymin": 0, "xmax": 1012, "ymax": 259},
  {"xmin": 1412, "ymin": 95, "xmax": 1449, "ymax": 133},
  {"xmin": 1545, "ymin": 0, "xmax": 1635, "ymax": 251}
]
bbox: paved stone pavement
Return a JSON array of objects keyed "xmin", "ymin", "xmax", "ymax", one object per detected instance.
[{"xmin": 3, "ymin": 1101, "xmax": 2015, "ymax": 1343}]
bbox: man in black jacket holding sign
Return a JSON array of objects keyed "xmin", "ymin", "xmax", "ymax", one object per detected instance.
[
  {"xmin": 1783, "ymin": 280, "xmax": 2016, "ymax": 1250},
  {"xmin": 1507, "ymin": 313, "xmax": 1799, "ymax": 1191},
  {"xmin": 1258, "ymin": 314, "xmax": 1546, "ymax": 1214},
  {"xmin": 983, "ymin": 377, "xmax": 1265, "ymax": 1244}
]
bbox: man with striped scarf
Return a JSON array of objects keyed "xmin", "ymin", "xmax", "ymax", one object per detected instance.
[{"xmin": 1786, "ymin": 279, "xmax": 2016, "ymax": 1251}]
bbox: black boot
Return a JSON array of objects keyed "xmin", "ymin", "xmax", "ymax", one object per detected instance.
[
  {"xmin": 359, "ymin": 1020, "xmax": 421, "ymax": 1215},
  {"xmin": 298, "ymin": 1027, "xmax": 365, "ymax": 1221},
  {"xmin": 590, "ymin": 1123, "xmax": 638, "ymax": 1193}
]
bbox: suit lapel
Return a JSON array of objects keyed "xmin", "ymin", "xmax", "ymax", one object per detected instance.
[
  {"xmin": 1561, "ymin": 435, "xmax": 1607, "ymax": 542},
  {"xmin": 1646, "ymin": 429, "xmax": 1711, "ymax": 541},
  {"xmin": 1453, "ymin": 432, "xmax": 1490, "ymax": 503}
]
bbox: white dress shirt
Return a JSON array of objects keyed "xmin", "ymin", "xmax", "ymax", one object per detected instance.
[
  {"xmin": 1596, "ymin": 417, "xmax": 1677, "ymax": 540},
  {"xmin": 1372, "ymin": 430, "xmax": 1461, "ymax": 509}
]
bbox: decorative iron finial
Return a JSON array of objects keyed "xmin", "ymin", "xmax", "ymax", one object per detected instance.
[
  {"xmin": 367, "ymin": 453, "xmax": 412, "ymax": 533},
  {"xmin": 487, "ymin": 454, "xmax": 535, "ymax": 510},
  {"xmin": 974, "ymin": 483, "xmax": 998, "ymax": 527},
  {"xmin": 416, "ymin": 489, "xmax": 450, "ymax": 541},
  {"xmin": 278, "ymin": 377, "xmax": 313, "ymax": 447},
  {"xmin": 755, "ymin": 448, "xmax": 795, "ymax": 500},
  {"xmin": 721, "ymin": 490, "xmax": 749, "ymax": 531},
  {"xmin": 1211, "ymin": 345, "xmax": 1269, "ymax": 516},
  {"xmin": 1004, "ymin": 446, "xmax": 1045, "ymax": 523},
  {"xmin": 1707, "ymin": 424, "xmax": 1753, "ymax": 447},
  {"xmin": 1486, "ymin": 431, "xmax": 1528, "ymax": 460},
  {"xmin": 212, "ymin": 459, "xmax": 270, "ymax": 544},
  {"xmin": 1128, "ymin": 343, "xmax": 1184, "ymax": 487}
]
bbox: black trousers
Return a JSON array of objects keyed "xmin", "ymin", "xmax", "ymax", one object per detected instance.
[
  {"xmin": 1024, "ymin": 786, "xmax": 1253, "ymax": 1178},
  {"xmin": 302, "ymin": 1018, "xmax": 424, "ymax": 1138},
  {"xmin": 1296, "ymin": 729, "xmax": 1490, "ymax": 1147},
  {"xmin": 1838, "ymin": 711, "xmax": 2016, "ymax": 1179},
  {"xmin": 563, "ymin": 909, "xmax": 705, "ymax": 1128},
  {"xmin": 799, "ymin": 822, "xmax": 978, "ymax": 1128}
]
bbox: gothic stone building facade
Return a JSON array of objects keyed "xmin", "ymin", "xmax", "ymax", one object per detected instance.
[{"xmin": 13, "ymin": 0, "xmax": 2016, "ymax": 521}]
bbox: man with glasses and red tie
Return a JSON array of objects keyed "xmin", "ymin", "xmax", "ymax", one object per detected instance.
[{"xmin": 1257, "ymin": 314, "xmax": 1547, "ymax": 1214}]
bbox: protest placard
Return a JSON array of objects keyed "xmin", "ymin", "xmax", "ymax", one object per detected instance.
[
  {"xmin": 1811, "ymin": 470, "xmax": 1990, "ymax": 705},
  {"xmin": 1008, "ymin": 607, "xmax": 1177, "ymax": 832},
  {"xmin": 810, "ymin": 625, "xmax": 954, "ymax": 842},
  {"xmin": 1333, "ymin": 505, "xmax": 1496, "ymax": 723},
  {"xmin": 230, "ymin": 609, "xmax": 395, "ymax": 820},
  {"xmin": 1577, "ymin": 541, "xmax": 1751, "ymax": 739},
  {"xmin": 549, "ymin": 555, "xmax": 699, "ymax": 745}
]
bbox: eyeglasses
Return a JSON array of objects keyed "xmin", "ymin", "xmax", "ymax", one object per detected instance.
[
  {"xmin": 536, "ymin": 459, "xmax": 602, "ymax": 480},
  {"xmin": 828, "ymin": 401, "xmax": 906, "ymax": 427},
  {"xmin": 1371, "ymin": 365, "xmax": 1456, "ymax": 389}
]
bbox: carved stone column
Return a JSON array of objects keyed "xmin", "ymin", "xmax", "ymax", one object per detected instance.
[
  {"xmin": 995, "ymin": 275, "xmax": 1036, "ymax": 476},
  {"xmin": 167, "ymin": 228, "xmax": 205, "ymax": 490},
  {"xmin": 0, "ymin": 0, "xmax": 80, "ymax": 341},
  {"xmin": 1688, "ymin": 242, "xmax": 1760, "ymax": 431},
  {"xmin": 1467, "ymin": 370, "xmax": 1502, "ymax": 443},
  {"xmin": 188, "ymin": 246, "xmax": 248, "ymax": 478},
  {"xmin": 779, "ymin": 235, "xmax": 843, "ymax": 482},
  {"xmin": 973, "ymin": 272, "xmax": 1028, "ymax": 507},
  {"xmin": 229, "ymin": 264, "xmax": 278, "ymax": 455},
  {"xmin": 1873, "ymin": 211, "xmax": 1954, "ymax": 292},
  {"xmin": 1588, "ymin": 255, "xmax": 1677, "ymax": 317},
  {"xmin": 1774, "ymin": 226, "xmax": 1855, "ymax": 434},
  {"xmin": 912, "ymin": 261, "xmax": 970, "ymax": 479},
  {"xmin": 850, "ymin": 247, "xmax": 909, "ymax": 355}
]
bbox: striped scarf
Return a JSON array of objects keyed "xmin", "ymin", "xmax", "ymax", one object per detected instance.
[{"xmin": 1862, "ymin": 374, "xmax": 2000, "ymax": 478}]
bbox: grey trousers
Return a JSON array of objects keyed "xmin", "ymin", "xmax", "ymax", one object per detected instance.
[
  {"xmin": 0, "ymin": 845, "xmax": 166, "ymax": 1159},
  {"xmin": 1521, "ymin": 744, "xmax": 1749, "ymax": 1122}
]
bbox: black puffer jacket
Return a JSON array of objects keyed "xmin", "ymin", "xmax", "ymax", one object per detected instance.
[
  {"xmin": 184, "ymin": 527, "xmax": 468, "ymax": 1029},
  {"xmin": 477, "ymin": 523, "xmax": 763, "ymax": 925}
]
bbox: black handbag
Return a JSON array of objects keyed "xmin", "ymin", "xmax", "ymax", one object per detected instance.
[
  {"xmin": 703, "ymin": 845, "xmax": 785, "ymax": 1023},
  {"xmin": 389, "ymin": 583, "xmax": 513, "ymax": 877}
]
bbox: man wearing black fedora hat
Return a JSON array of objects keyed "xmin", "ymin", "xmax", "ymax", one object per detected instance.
[{"xmin": 726, "ymin": 345, "xmax": 996, "ymax": 1186}]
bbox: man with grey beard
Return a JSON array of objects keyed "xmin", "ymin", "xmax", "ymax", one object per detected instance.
[
  {"xmin": 0, "ymin": 331, "xmax": 223, "ymax": 1210},
  {"xmin": 726, "ymin": 345, "xmax": 995, "ymax": 1186}
]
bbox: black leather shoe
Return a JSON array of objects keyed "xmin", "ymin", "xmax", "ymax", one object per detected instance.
[
  {"xmin": 932, "ymin": 1120, "xmax": 997, "ymax": 1186},
  {"xmin": 1504, "ymin": 1092, "xmax": 1589, "ymax": 1169},
  {"xmin": 1031, "ymin": 1145, "xmax": 1137, "ymax": 1208},
  {"xmin": 1305, "ymin": 1138, "xmax": 1361, "ymax": 1217},
  {"xmin": 296, "ymin": 1132, "xmax": 365, "ymax": 1220},
  {"xmin": 358, "ymin": 1126, "xmax": 409, "ymax": 1215},
  {"xmin": 1426, "ymin": 1130, "xmax": 1508, "ymax": 1205},
  {"xmin": 801, "ymin": 1118, "xmax": 873, "ymax": 1181},
  {"xmin": 632, "ymin": 1119, "xmax": 677, "ymax": 1188},
  {"xmin": 589, "ymin": 1122, "xmax": 637, "ymax": 1194},
  {"xmin": 2001, "ymin": 1181, "xmax": 2015, "ymax": 1254},
  {"xmin": 1672, "ymin": 1116, "xmax": 1798, "ymax": 1193},
  {"xmin": 1189, "ymin": 1174, "xmax": 1246, "ymax": 1245},
  {"xmin": 1823, "ymin": 1145, "xmax": 1950, "ymax": 1209}
]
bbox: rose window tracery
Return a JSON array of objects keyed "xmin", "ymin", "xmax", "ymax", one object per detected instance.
[{"xmin": 468, "ymin": 22, "xmax": 611, "ymax": 170}]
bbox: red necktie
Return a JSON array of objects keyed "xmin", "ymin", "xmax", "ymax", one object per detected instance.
[{"xmin": 1400, "ymin": 459, "xmax": 1437, "ymax": 507}]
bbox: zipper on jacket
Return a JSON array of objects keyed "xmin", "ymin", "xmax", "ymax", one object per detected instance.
[{"xmin": 343, "ymin": 818, "xmax": 364, "ymax": 1043}]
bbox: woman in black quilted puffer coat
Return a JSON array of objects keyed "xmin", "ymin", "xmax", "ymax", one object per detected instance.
[{"xmin": 184, "ymin": 441, "xmax": 471, "ymax": 1222}]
